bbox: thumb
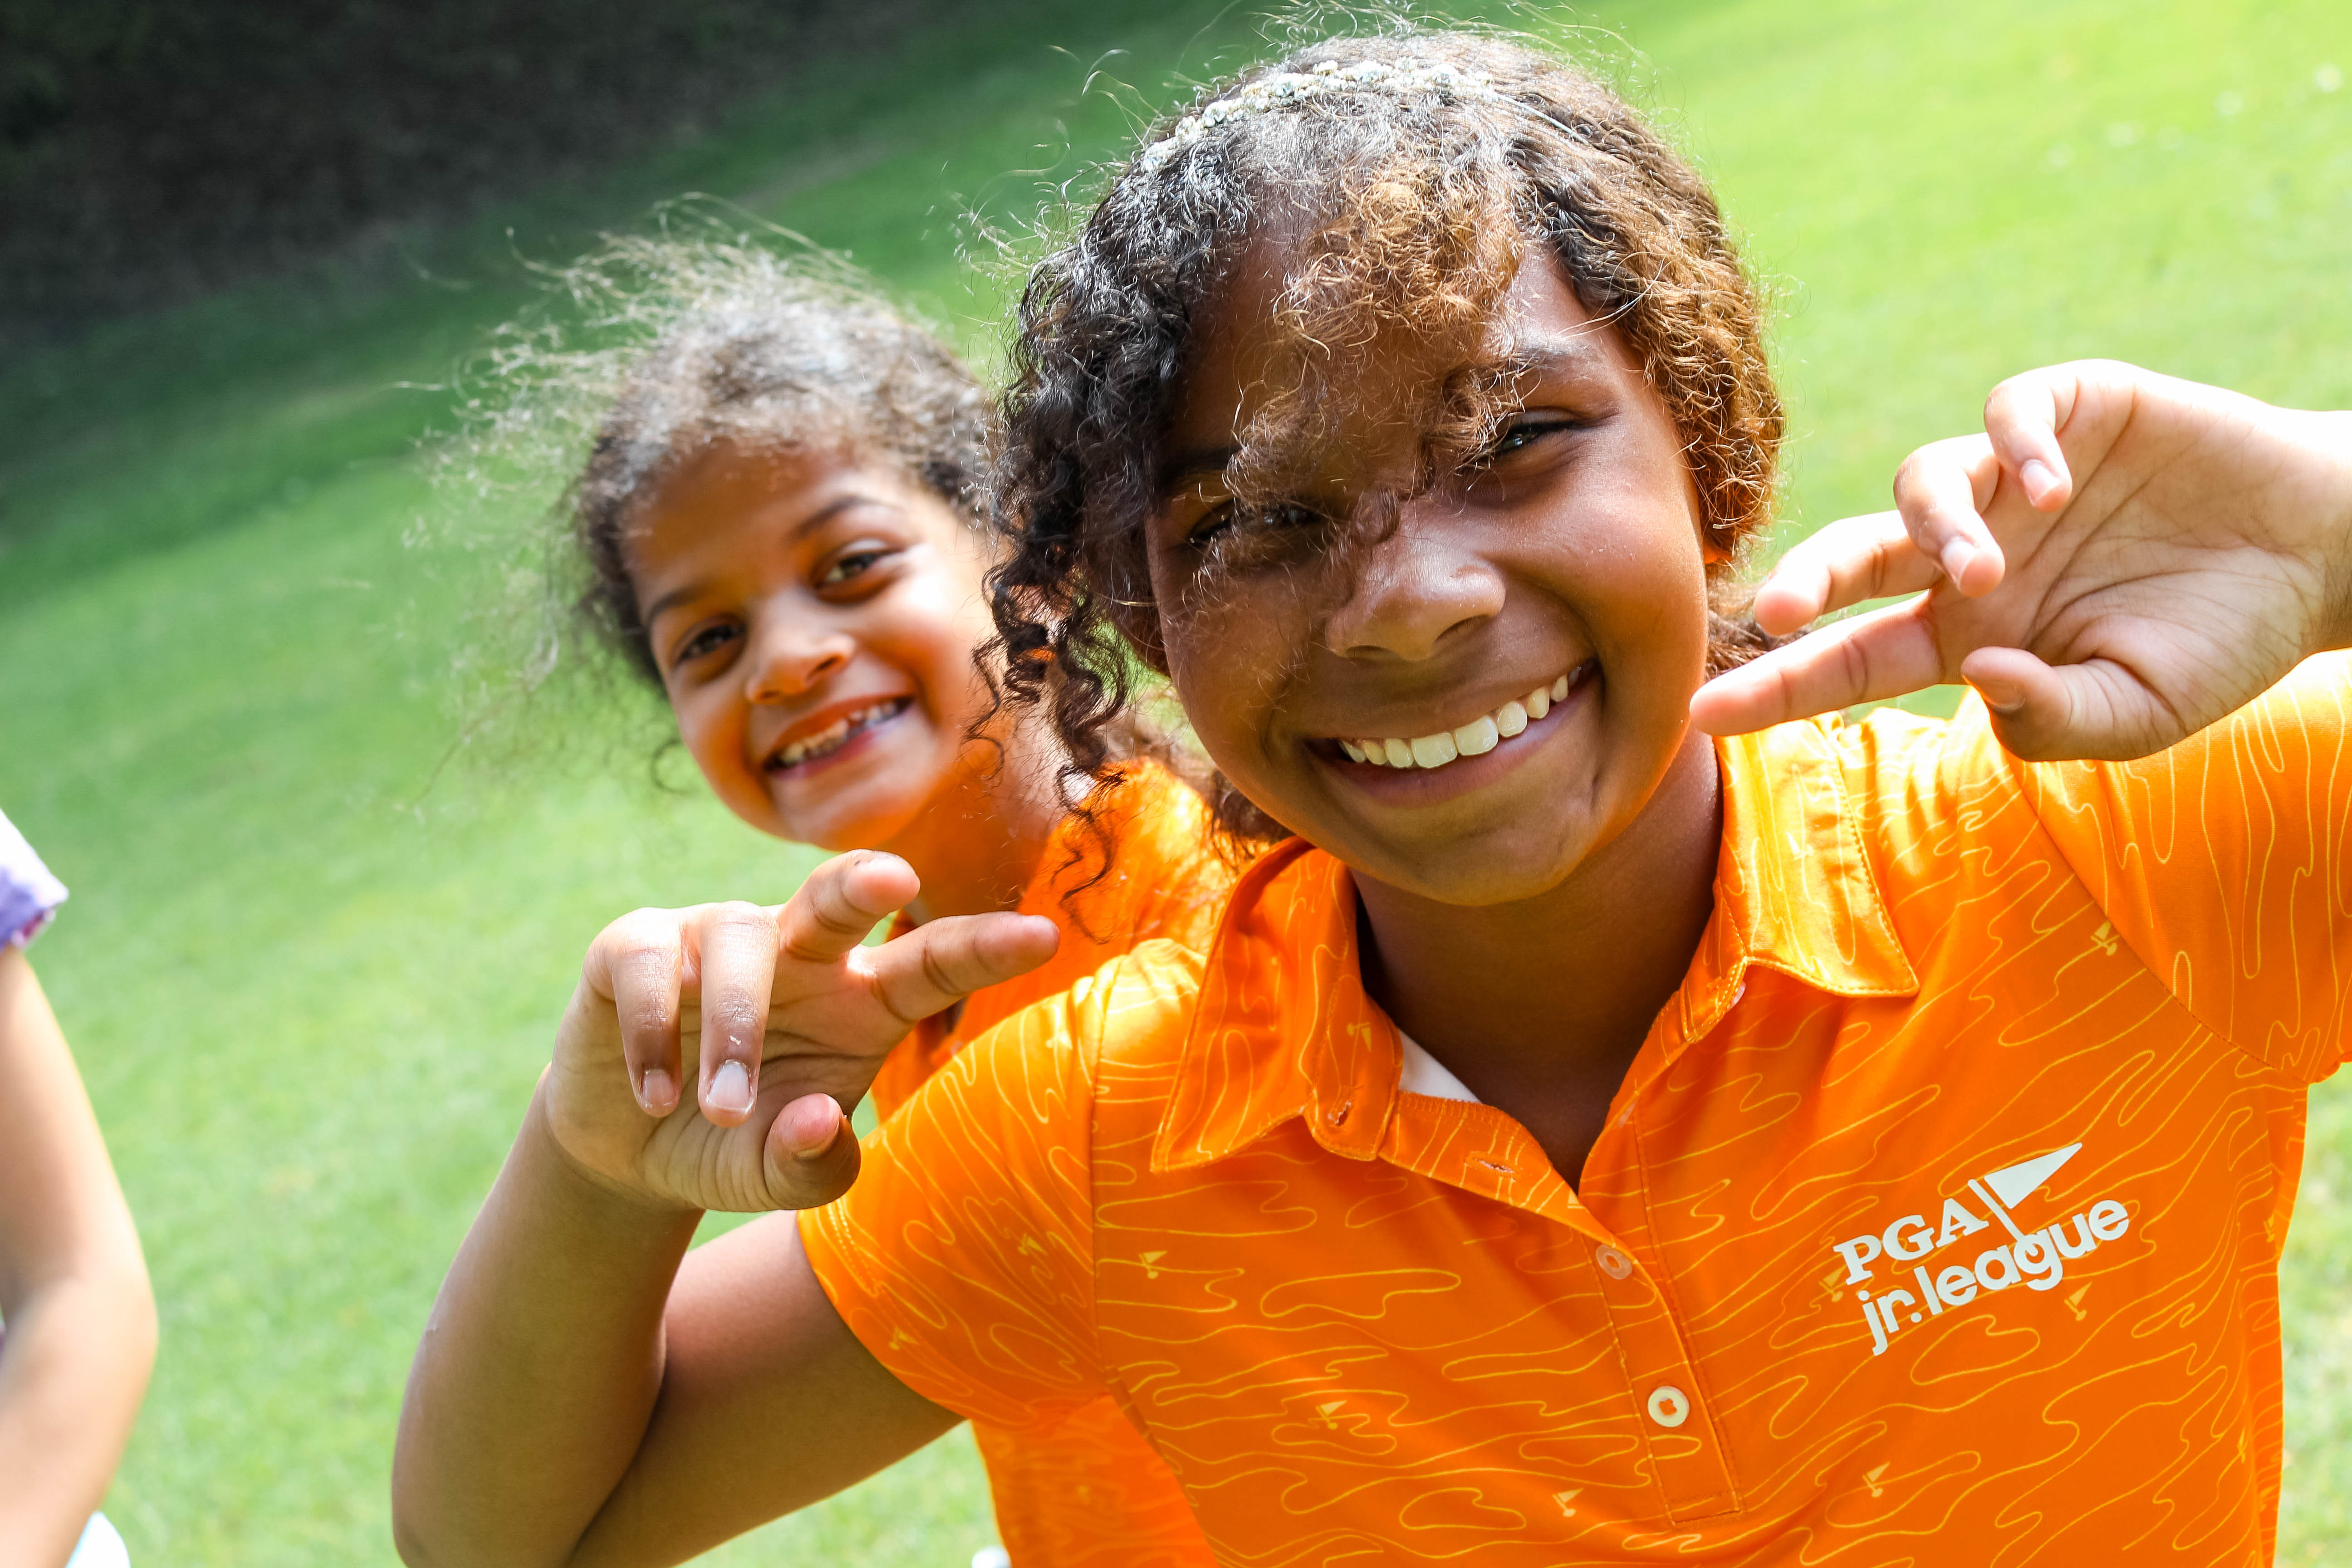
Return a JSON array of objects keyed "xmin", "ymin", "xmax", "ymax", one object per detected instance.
[
  {"xmin": 863, "ymin": 911, "xmax": 1060, "ymax": 1031},
  {"xmin": 761, "ymin": 1093, "xmax": 862, "ymax": 1209},
  {"xmin": 1961, "ymin": 646, "xmax": 2169, "ymax": 761}
]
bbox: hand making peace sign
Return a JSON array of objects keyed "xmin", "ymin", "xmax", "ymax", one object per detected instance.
[
  {"xmin": 1693, "ymin": 360, "xmax": 2352, "ymax": 760},
  {"xmin": 540, "ymin": 850, "xmax": 1058, "ymax": 1214}
]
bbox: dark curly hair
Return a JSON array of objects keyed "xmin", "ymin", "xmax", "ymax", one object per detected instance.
[{"xmin": 988, "ymin": 28, "xmax": 1785, "ymax": 847}]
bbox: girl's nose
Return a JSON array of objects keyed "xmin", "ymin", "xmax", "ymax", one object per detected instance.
[
  {"xmin": 1321, "ymin": 505, "xmax": 1506, "ymax": 662},
  {"xmin": 743, "ymin": 615, "xmax": 854, "ymax": 703}
]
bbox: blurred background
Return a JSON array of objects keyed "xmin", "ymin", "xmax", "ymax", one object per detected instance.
[{"xmin": 2, "ymin": 0, "xmax": 2348, "ymax": 1561}]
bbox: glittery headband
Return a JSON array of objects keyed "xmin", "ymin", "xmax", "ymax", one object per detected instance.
[{"xmin": 1132, "ymin": 56, "xmax": 1509, "ymax": 176}]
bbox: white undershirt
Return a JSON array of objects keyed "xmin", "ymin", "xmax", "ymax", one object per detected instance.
[{"xmin": 1396, "ymin": 1029, "xmax": 1481, "ymax": 1104}]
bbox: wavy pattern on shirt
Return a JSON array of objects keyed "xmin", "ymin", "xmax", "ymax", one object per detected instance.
[
  {"xmin": 804, "ymin": 657, "xmax": 2352, "ymax": 1565},
  {"xmin": 860, "ymin": 763, "xmax": 1228, "ymax": 1568}
]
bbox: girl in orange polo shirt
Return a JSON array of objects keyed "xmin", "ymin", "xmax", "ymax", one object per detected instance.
[
  {"xmin": 398, "ymin": 33, "xmax": 2352, "ymax": 1566},
  {"xmin": 404, "ymin": 237, "xmax": 1223, "ymax": 1566}
]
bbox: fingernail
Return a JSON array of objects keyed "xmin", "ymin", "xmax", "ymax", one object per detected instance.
[
  {"xmin": 1972, "ymin": 677, "xmax": 2024, "ymax": 713},
  {"xmin": 708, "ymin": 1059, "xmax": 753, "ymax": 1115},
  {"xmin": 2020, "ymin": 458, "xmax": 2059, "ymax": 504},
  {"xmin": 1940, "ymin": 539, "xmax": 1975, "ymax": 583},
  {"xmin": 639, "ymin": 1067, "xmax": 674, "ymax": 1113},
  {"xmin": 787, "ymin": 1100, "xmax": 840, "ymax": 1160}
]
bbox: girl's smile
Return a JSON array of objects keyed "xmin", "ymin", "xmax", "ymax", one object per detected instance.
[
  {"xmin": 1312, "ymin": 661, "xmax": 1595, "ymax": 807},
  {"xmin": 762, "ymin": 693, "xmax": 915, "ymax": 775}
]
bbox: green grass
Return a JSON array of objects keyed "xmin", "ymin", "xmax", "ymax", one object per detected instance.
[{"xmin": 1, "ymin": 0, "xmax": 2348, "ymax": 1561}]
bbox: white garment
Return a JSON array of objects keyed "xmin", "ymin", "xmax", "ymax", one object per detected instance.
[
  {"xmin": 66, "ymin": 1513, "xmax": 129, "ymax": 1568},
  {"xmin": 1396, "ymin": 1030, "xmax": 1480, "ymax": 1103}
]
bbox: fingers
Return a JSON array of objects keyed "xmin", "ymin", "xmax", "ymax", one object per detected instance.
[
  {"xmin": 1980, "ymin": 370, "xmax": 2081, "ymax": 512},
  {"xmin": 691, "ymin": 902, "xmax": 785, "ymax": 1129},
  {"xmin": 777, "ymin": 850, "xmax": 923, "ymax": 967},
  {"xmin": 586, "ymin": 909, "xmax": 691, "ymax": 1117},
  {"xmin": 761, "ymin": 1093, "xmax": 863, "ymax": 1210},
  {"xmin": 1751, "ymin": 511, "xmax": 1939, "ymax": 634},
  {"xmin": 1889, "ymin": 435, "xmax": 2008, "ymax": 598},
  {"xmin": 861, "ymin": 912, "xmax": 1061, "ymax": 1033},
  {"xmin": 1959, "ymin": 646, "xmax": 2172, "ymax": 762},
  {"xmin": 1691, "ymin": 598, "xmax": 1944, "ymax": 734}
]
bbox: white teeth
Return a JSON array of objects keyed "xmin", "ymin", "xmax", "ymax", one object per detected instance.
[
  {"xmin": 1341, "ymin": 671, "xmax": 1578, "ymax": 772},
  {"xmin": 1409, "ymin": 732, "xmax": 1458, "ymax": 768},
  {"xmin": 773, "ymin": 699, "xmax": 905, "ymax": 769}
]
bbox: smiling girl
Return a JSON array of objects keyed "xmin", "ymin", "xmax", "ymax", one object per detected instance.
[
  {"xmin": 402, "ymin": 239, "xmax": 1224, "ymax": 1566},
  {"xmin": 397, "ymin": 34, "xmax": 2352, "ymax": 1566}
]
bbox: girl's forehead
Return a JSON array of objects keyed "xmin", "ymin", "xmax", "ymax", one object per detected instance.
[
  {"xmin": 629, "ymin": 441, "xmax": 946, "ymax": 577},
  {"xmin": 652, "ymin": 438, "xmax": 848, "ymax": 513},
  {"xmin": 1166, "ymin": 250, "xmax": 1631, "ymax": 492}
]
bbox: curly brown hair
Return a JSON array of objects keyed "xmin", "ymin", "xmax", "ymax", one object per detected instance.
[{"xmin": 989, "ymin": 28, "xmax": 1784, "ymax": 846}]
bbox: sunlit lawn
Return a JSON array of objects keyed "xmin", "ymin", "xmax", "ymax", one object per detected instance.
[{"xmin": 2, "ymin": 0, "xmax": 2347, "ymax": 1560}]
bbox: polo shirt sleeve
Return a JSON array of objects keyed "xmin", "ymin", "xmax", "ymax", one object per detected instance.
[
  {"xmin": 2009, "ymin": 651, "xmax": 2352, "ymax": 1081},
  {"xmin": 797, "ymin": 955, "xmax": 1131, "ymax": 1430}
]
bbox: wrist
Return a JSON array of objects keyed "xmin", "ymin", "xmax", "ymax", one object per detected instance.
[{"xmin": 519, "ymin": 1085, "xmax": 706, "ymax": 1228}]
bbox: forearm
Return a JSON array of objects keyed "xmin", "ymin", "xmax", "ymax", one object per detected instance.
[
  {"xmin": 0, "ymin": 1260, "xmax": 155, "ymax": 1568},
  {"xmin": 0, "ymin": 949, "xmax": 155, "ymax": 1567},
  {"xmin": 393, "ymin": 1088, "xmax": 701, "ymax": 1568},
  {"xmin": 568, "ymin": 1217, "xmax": 961, "ymax": 1566}
]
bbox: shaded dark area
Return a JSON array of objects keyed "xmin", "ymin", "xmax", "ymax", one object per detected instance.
[{"xmin": 0, "ymin": 0, "xmax": 915, "ymax": 346}]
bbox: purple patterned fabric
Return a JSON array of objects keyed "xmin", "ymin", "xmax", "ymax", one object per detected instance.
[{"xmin": 0, "ymin": 810, "xmax": 68, "ymax": 949}]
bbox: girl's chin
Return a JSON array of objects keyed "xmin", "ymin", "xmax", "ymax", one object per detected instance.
[
  {"xmin": 777, "ymin": 793, "xmax": 935, "ymax": 856},
  {"xmin": 763, "ymin": 745, "xmax": 950, "ymax": 852},
  {"xmin": 1343, "ymin": 830, "xmax": 1590, "ymax": 909}
]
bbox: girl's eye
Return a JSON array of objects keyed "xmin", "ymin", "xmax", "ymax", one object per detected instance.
[
  {"xmin": 1187, "ymin": 503, "xmax": 1238, "ymax": 549},
  {"xmin": 1188, "ymin": 500, "xmax": 1322, "ymax": 551},
  {"xmin": 818, "ymin": 545, "xmax": 896, "ymax": 587},
  {"xmin": 1479, "ymin": 417, "xmax": 1578, "ymax": 465},
  {"xmin": 671, "ymin": 622, "xmax": 740, "ymax": 668}
]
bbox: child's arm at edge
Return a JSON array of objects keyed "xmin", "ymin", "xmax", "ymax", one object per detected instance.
[{"xmin": 0, "ymin": 947, "xmax": 157, "ymax": 1568}]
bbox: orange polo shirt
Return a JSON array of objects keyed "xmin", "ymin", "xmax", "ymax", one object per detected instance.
[
  {"xmin": 867, "ymin": 761, "xmax": 1229, "ymax": 1568},
  {"xmin": 805, "ymin": 657, "xmax": 2352, "ymax": 1564}
]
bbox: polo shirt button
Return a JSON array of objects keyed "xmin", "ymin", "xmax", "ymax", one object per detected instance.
[
  {"xmin": 1595, "ymin": 1245, "xmax": 1633, "ymax": 1279},
  {"xmin": 1646, "ymin": 1385, "xmax": 1690, "ymax": 1428}
]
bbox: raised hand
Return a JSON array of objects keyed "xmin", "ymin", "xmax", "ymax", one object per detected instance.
[
  {"xmin": 1691, "ymin": 360, "xmax": 2352, "ymax": 760},
  {"xmin": 542, "ymin": 850, "xmax": 1058, "ymax": 1214}
]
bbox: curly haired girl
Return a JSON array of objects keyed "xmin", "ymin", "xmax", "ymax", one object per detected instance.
[{"xmin": 399, "ymin": 30, "xmax": 2352, "ymax": 1565}]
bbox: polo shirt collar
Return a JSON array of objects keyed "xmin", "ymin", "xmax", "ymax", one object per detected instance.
[
  {"xmin": 1152, "ymin": 721, "xmax": 1919, "ymax": 1172},
  {"xmin": 1676, "ymin": 720, "xmax": 1921, "ymax": 1042}
]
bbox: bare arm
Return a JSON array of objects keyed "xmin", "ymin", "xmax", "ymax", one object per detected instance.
[
  {"xmin": 0, "ymin": 947, "xmax": 157, "ymax": 1568},
  {"xmin": 392, "ymin": 852, "xmax": 1055, "ymax": 1567},
  {"xmin": 392, "ymin": 1092, "xmax": 954, "ymax": 1568}
]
